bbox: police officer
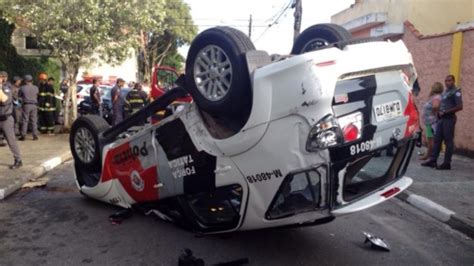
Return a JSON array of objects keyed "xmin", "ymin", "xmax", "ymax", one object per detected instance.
[
  {"xmin": 111, "ymin": 78, "xmax": 125, "ymax": 125},
  {"xmin": 0, "ymin": 71, "xmax": 10, "ymax": 147},
  {"xmin": 19, "ymin": 75, "xmax": 39, "ymax": 141},
  {"xmin": 38, "ymin": 76, "xmax": 56, "ymax": 134},
  {"xmin": 124, "ymin": 82, "xmax": 147, "ymax": 118},
  {"xmin": 89, "ymin": 79, "xmax": 102, "ymax": 116},
  {"xmin": 11, "ymin": 76, "xmax": 22, "ymax": 135},
  {"xmin": 0, "ymin": 71, "xmax": 22, "ymax": 169},
  {"xmin": 422, "ymin": 74, "xmax": 463, "ymax": 170}
]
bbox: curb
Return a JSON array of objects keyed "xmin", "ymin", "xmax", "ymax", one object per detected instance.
[
  {"xmin": 397, "ymin": 190, "xmax": 474, "ymax": 239},
  {"xmin": 0, "ymin": 151, "xmax": 72, "ymax": 200}
]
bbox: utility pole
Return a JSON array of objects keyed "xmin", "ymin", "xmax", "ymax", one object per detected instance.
[
  {"xmin": 248, "ymin": 14, "xmax": 253, "ymax": 39},
  {"xmin": 293, "ymin": 0, "xmax": 302, "ymax": 42}
]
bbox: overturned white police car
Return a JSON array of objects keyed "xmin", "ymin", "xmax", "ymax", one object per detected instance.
[{"xmin": 70, "ymin": 24, "xmax": 420, "ymax": 233}]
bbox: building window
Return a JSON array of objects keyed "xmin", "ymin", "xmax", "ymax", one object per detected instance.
[{"xmin": 25, "ymin": 36, "xmax": 40, "ymax": 49}]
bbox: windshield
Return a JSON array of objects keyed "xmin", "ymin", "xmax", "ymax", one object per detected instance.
[{"xmin": 100, "ymin": 86, "xmax": 112, "ymax": 99}]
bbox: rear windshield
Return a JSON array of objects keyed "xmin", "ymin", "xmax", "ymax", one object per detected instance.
[{"xmin": 343, "ymin": 141, "xmax": 412, "ymax": 202}]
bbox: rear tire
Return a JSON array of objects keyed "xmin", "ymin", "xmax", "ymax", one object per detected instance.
[
  {"xmin": 291, "ymin": 23, "xmax": 352, "ymax": 54},
  {"xmin": 185, "ymin": 27, "xmax": 255, "ymax": 128},
  {"xmin": 70, "ymin": 115, "xmax": 109, "ymax": 172}
]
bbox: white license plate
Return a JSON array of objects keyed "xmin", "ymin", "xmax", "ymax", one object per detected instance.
[{"xmin": 374, "ymin": 100, "xmax": 403, "ymax": 122}]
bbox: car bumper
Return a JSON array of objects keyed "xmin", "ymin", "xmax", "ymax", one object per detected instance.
[{"xmin": 331, "ymin": 175, "xmax": 412, "ymax": 215}]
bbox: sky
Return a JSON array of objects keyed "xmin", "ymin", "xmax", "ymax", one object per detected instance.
[{"xmin": 180, "ymin": 0, "xmax": 354, "ymax": 56}]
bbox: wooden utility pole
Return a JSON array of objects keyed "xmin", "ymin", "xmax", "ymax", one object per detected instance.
[
  {"xmin": 248, "ymin": 14, "xmax": 253, "ymax": 38},
  {"xmin": 293, "ymin": 0, "xmax": 302, "ymax": 42}
]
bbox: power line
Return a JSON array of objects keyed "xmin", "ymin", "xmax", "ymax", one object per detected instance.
[
  {"xmin": 191, "ymin": 18, "xmax": 269, "ymax": 22},
  {"xmin": 254, "ymin": 0, "xmax": 294, "ymax": 43},
  {"xmin": 169, "ymin": 24, "xmax": 269, "ymax": 28},
  {"xmin": 266, "ymin": 0, "xmax": 293, "ymax": 22}
]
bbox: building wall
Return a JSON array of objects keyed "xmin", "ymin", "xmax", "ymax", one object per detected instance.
[
  {"xmin": 11, "ymin": 28, "xmax": 51, "ymax": 57},
  {"xmin": 458, "ymin": 30, "xmax": 474, "ymax": 153},
  {"xmin": 351, "ymin": 27, "xmax": 373, "ymax": 38},
  {"xmin": 11, "ymin": 29, "xmax": 138, "ymax": 83},
  {"xmin": 402, "ymin": 25, "xmax": 474, "ymax": 153},
  {"xmin": 332, "ymin": 0, "xmax": 474, "ymax": 35},
  {"xmin": 407, "ymin": 0, "xmax": 474, "ymax": 35},
  {"xmin": 78, "ymin": 50, "xmax": 138, "ymax": 84},
  {"xmin": 332, "ymin": 0, "xmax": 409, "ymax": 28}
]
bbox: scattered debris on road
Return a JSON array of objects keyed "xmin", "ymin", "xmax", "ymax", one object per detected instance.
[
  {"xmin": 363, "ymin": 231, "xmax": 391, "ymax": 252},
  {"xmin": 109, "ymin": 208, "xmax": 133, "ymax": 225},
  {"xmin": 178, "ymin": 248, "xmax": 250, "ymax": 266},
  {"xmin": 178, "ymin": 249, "xmax": 204, "ymax": 266},
  {"xmin": 21, "ymin": 176, "xmax": 50, "ymax": 189}
]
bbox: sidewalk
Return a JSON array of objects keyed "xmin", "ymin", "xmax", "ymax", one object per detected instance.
[
  {"xmin": 398, "ymin": 147, "xmax": 474, "ymax": 238},
  {"xmin": 0, "ymin": 134, "xmax": 71, "ymax": 200}
]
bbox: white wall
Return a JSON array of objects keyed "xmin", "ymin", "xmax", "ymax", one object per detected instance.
[{"xmin": 78, "ymin": 49, "xmax": 138, "ymax": 83}]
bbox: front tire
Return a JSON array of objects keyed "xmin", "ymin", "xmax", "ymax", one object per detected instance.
[
  {"xmin": 185, "ymin": 26, "xmax": 255, "ymax": 127},
  {"xmin": 70, "ymin": 115, "xmax": 109, "ymax": 172}
]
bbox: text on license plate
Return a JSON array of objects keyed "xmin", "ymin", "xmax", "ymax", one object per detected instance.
[{"xmin": 374, "ymin": 100, "xmax": 402, "ymax": 122}]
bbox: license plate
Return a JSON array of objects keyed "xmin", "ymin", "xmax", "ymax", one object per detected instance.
[{"xmin": 374, "ymin": 100, "xmax": 403, "ymax": 122}]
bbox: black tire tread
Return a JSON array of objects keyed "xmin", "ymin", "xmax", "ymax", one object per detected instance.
[
  {"xmin": 316, "ymin": 23, "xmax": 352, "ymax": 41},
  {"xmin": 185, "ymin": 26, "xmax": 255, "ymax": 127},
  {"xmin": 70, "ymin": 115, "xmax": 109, "ymax": 172},
  {"xmin": 81, "ymin": 115, "xmax": 110, "ymax": 133},
  {"xmin": 291, "ymin": 23, "xmax": 352, "ymax": 54},
  {"xmin": 216, "ymin": 26, "xmax": 256, "ymax": 52}
]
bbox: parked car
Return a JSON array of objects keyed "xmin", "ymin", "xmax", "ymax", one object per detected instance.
[
  {"xmin": 70, "ymin": 24, "xmax": 420, "ymax": 234},
  {"xmin": 78, "ymin": 86, "xmax": 131, "ymax": 125},
  {"xmin": 76, "ymin": 84, "xmax": 93, "ymax": 105},
  {"xmin": 77, "ymin": 81, "xmax": 113, "ymax": 104}
]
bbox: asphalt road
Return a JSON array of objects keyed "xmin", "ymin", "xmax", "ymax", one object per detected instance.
[{"xmin": 0, "ymin": 161, "xmax": 472, "ymax": 266}]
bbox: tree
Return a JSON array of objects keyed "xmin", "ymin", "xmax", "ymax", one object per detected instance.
[
  {"xmin": 138, "ymin": 0, "xmax": 197, "ymax": 80},
  {"xmin": 1, "ymin": 0, "xmax": 166, "ymax": 129}
]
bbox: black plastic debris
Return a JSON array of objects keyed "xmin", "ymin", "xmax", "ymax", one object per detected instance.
[
  {"xmin": 363, "ymin": 231, "xmax": 390, "ymax": 252},
  {"xmin": 108, "ymin": 208, "xmax": 133, "ymax": 225},
  {"xmin": 215, "ymin": 258, "xmax": 250, "ymax": 266},
  {"xmin": 178, "ymin": 248, "xmax": 249, "ymax": 266},
  {"xmin": 178, "ymin": 249, "xmax": 204, "ymax": 266}
]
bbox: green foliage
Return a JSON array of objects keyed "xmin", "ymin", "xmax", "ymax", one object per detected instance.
[
  {"xmin": 0, "ymin": 0, "xmax": 170, "ymax": 127},
  {"xmin": 1, "ymin": 0, "xmax": 167, "ymax": 81},
  {"xmin": 0, "ymin": 17, "xmax": 60, "ymax": 89},
  {"xmin": 24, "ymin": 57, "xmax": 61, "ymax": 90},
  {"xmin": 138, "ymin": 0, "xmax": 197, "ymax": 80},
  {"xmin": 162, "ymin": 52, "xmax": 185, "ymax": 71}
]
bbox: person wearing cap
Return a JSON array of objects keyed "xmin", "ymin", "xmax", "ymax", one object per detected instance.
[
  {"xmin": 11, "ymin": 76, "xmax": 23, "ymax": 135},
  {"xmin": 0, "ymin": 71, "xmax": 22, "ymax": 169},
  {"xmin": 111, "ymin": 78, "xmax": 126, "ymax": 125},
  {"xmin": 19, "ymin": 75, "xmax": 39, "ymax": 141},
  {"xmin": 38, "ymin": 75, "xmax": 56, "ymax": 134}
]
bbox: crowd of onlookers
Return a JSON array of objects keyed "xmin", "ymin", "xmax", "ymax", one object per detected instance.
[
  {"xmin": 0, "ymin": 70, "xmax": 151, "ymax": 170},
  {"xmin": 87, "ymin": 78, "xmax": 149, "ymax": 126},
  {"xmin": 1, "ymin": 71, "xmax": 58, "ymax": 169}
]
